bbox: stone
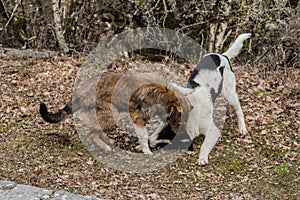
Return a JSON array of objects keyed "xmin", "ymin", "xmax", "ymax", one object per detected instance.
[{"xmin": 0, "ymin": 181, "xmax": 101, "ymax": 200}]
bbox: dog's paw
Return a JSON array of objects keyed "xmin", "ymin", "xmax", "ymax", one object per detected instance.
[
  {"xmin": 239, "ymin": 125, "xmax": 247, "ymax": 135},
  {"xmin": 92, "ymin": 137, "xmax": 112, "ymax": 152},
  {"xmin": 142, "ymin": 147, "xmax": 153, "ymax": 155},
  {"xmin": 135, "ymin": 144, "xmax": 143, "ymax": 151},
  {"xmin": 108, "ymin": 138, "xmax": 115, "ymax": 144},
  {"xmin": 104, "ymin": 144, "xmax": 112, "ymax": 152},
  {"xmin": 197, "ymin": 157, "xmax": 208, "ymax": 166},
  {"xmin": 149, "ymin": 140, "xmax": 158, "ymax": 148},
  {"xmin": 135, "ymin": 145, "xmax": 153, "ymax": 155},
  {"xmin": 240, "ymin": 129, "xmax": 247, "ymax": 135}
]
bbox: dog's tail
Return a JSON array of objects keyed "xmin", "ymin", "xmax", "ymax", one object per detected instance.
[
  {"xmin": 39, "ymin": 101, "xmax": 73, "ymax": 123},
  {"xmin": 222, "ymin": 33, "xmax": 251, "ymax": 60}
]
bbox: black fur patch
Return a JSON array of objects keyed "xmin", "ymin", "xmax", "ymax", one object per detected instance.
[
  {"xmin": 188, "ymin": 54, "xmax": 222, "ymax": 88},
  {"xmin": 222, "ymin": 55, "xmax": 233, "ymax": 72},
  {"xmin": 187, "ymin": 69, "xmax": 200, "ymax": 88},
  {"xmin": 155, "ymin": 123, "xmax": 176, "ymax": 148},
  {"xmin": 218, "ymin": 66, "xmax": 224, "ymax": 77},
  {"xmin": 156, "ymin": 123, "xmax": 193, "ymax": 150},
  {"xmin": 210, "ymin": 80, "xmax": 223, "ymax": 103},
  {"xmin": 210, "ymin": 88, "xmax": 218, "ymax": 103},
  {"xmin": 188, "ymin": 80, "xmax": 200, "ymax": 88},
  {"xmin": 196, "ymin": 54, "xmax": 221, "ymax": 71},
  {"xmin": 40, "ymin": 102, "xmax": 64, "ymax": 123}
]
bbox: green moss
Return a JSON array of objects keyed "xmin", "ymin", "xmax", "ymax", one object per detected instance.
[
  {"xmin": 0, "ymin": 122, "xmax": 19, "ymax": 133},
  {"xmin": 9, "ymin": 136, "xmax": 32, "ymax": 149},
  {"xmin": 260, "ymin": 147, "xmax": 284, "ymax": 159},
  {"xmin": 216, "ymin": 159, "xmax": 246, "ymax": 178},
  {"xmin": 274, "ymin": 163, "xmax": 291, "ymax": 175},
  {"xmin": 253, "ymin": 90, "xmax": 260, "ymax": 96},
  {"xmin": 172, "ymin": 171, "xmax": 181, "ymax": 180},
  {"xmin": 225, "ymin": 160, "xmax": 245, "ymax": 172}
]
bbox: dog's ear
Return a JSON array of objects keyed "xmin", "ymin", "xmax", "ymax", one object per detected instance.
[
  {"xmin": 169, "ymin": 105, "xmax": 181, "ymax": 121},
  {"xmin": 169, "ymin": 105, "xmax": 181, "ymax": 115},
  {"xmin": 170, "ymin": 83, "xmax": 195, "ymax": 96}
]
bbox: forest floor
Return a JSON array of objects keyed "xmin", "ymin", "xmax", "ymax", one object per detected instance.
[{"xmin": 0, "ymin": 56, "xmax": 299, "ymax": 199}]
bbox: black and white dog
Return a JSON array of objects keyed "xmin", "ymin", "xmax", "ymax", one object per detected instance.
[{"xmin": 150, "ymin": 33, "xmax": 251, "ymax": 165}]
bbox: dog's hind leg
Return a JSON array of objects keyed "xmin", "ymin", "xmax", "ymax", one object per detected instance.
[
  {"xmin": 83, "ymin": 107, "xmax": 115, "ymax": 151},
  {"xmin": 224, "ymin": 91, "xmax": 247, "ymax": 134},
  {"xmin": 198, "ymin": 121, "xmax": 221, "ymax": 165},
  {"xmin": 222, "ymin": 54, "xmax": 247, "ymax": 135},
  {"xmin": 86, "ymin": 129, "xmax": 112, "ymax": 152},
  {"xmin": 231, "ymin": 95, "xmax": 247, "ymax": 134}
]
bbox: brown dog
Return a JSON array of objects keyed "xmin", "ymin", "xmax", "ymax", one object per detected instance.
[{"xmin": 40, "ymin": 70, "xmax": 192, "ymax": 154}]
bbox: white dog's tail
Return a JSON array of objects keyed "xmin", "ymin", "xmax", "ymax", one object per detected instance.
[{"xmin": 222, "ymin": 33, "xmax": 251, "ymax": 60}]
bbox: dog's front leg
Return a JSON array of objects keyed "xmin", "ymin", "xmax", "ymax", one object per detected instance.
[
  {"xmin": 133, "ymin": 124, "xmax": 153, "ymax": 155},
  {"xmin": 149, "ymin": 121, "xmax": 168, "ymax": 147},
  {"xmin": 198, "ymin": 122, "xmax": 220, "ymax": 165}
]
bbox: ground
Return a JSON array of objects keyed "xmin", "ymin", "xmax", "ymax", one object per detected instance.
[{"xmin": 0, "ymin": 56, "xmax": 299, "ymax": 199}]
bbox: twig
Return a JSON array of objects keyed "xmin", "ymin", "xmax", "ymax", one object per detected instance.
[
  {"xmin": 162, "ymin": 0, "xmax": 168, "ymax": 12},
  {"xmin": 5, "ymin": 0, "xmax": 21, "ymax": 29},
  {"xmin": 149, "ymin": 0, "xmax": 161, "ymax": 14},
  {"xmin": 177, "ymin": 20, "xmax": 209, "ymax": 32},
  {"xmin": 0, "ymin": 0, "xmax": 9, "ymax": 19},
  {"xmin": 162, "ymin": 0, "xmax": 168, "ymax": 27}
]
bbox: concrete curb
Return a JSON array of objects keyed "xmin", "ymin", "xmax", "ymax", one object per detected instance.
[{"xmin": 0, "ymin": 181, "xmax": 102, "ymax": 200}]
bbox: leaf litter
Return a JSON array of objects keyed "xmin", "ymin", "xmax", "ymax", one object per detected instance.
[{"xmin": 0, "ymin": 56, "xmax": 299, "ymax": 199}]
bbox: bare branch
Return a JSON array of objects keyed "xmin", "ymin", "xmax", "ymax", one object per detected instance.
[
  {"xmin": 5, "ymin": 0, "xmax": 21, "ymax": 29},
  {"xmin": 0, "ymin": 0, "xmax": 9, "ymax": 19}
]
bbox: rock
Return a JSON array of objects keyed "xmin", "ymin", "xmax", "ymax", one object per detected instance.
[
  {"xmin": 0, "ymin": 48, "xmax": 58, "ymax": 59},
  {"xmin": 0, "ymin": 181, "xmax": 101, "ymax": 200}
]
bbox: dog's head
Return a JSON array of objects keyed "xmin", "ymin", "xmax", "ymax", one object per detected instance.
[
  {"xmin": 187, "ymin": 53, "xmax": 233, "ymax": 102},
  {"xmin": 167, "ymin": 87, "xmax": 193, "ymax": 132},
  {"xmin": 187, "ymin": 33, "xmax": 251, "ymax": 101},
  {"xmin": 155, "ymin": 88, "xmax": 193, "ymax": 149}
]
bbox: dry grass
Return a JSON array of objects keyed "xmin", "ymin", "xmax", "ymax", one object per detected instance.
[{"xmin": 0, "ymin": 56, "xmax": 299, "ymax": 199}]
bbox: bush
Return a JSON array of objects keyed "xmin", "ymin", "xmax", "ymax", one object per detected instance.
[{"xmin": 0, "ymin": 0, "xmax": 299, "ymax": 68}]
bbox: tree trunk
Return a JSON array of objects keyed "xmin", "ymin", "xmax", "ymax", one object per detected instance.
[
  {"xmin": 208, "ymin": 0, "xmax": 231, "ymax": 52},
  {"xmin": 52, "ymin": 0, "xmax": 69, "ymax": 54}
]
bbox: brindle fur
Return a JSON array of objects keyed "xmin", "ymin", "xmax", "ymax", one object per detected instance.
[{"xmin": 40, "ymin": 70, "xmax": 191, "ymax": 153}]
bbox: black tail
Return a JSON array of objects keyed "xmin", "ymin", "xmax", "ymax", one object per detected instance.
[{"xmin": 39, "ymin": 101, "xmax": 72, "ymax": 123}]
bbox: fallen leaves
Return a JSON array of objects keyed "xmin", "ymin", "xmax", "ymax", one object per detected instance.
[{"xmin": 0, "ymin": 56, "xmax": 299, "ymax": 199}]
